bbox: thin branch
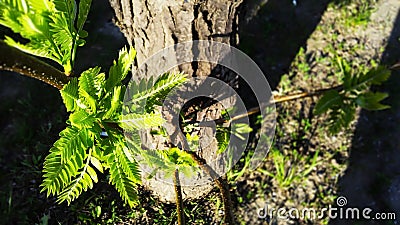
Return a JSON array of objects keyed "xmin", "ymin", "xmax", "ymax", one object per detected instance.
[
  {"xmin": 174, "ymin": 169, "xmax": 185, "ymax": 225},
  {"xmin": 0, "ymin": 40, "xmax": 70, "ymax": 90},
  {"xmin": 175, "ymin": 132, "xmax": 235, "ymax": 224},
  {"xmin": 228, "ymin": 85, "xmax": 343, "ymax": 123},
  {"xmin": 195, "ymin": 85, "xmax": 344, "ymax": 127}
]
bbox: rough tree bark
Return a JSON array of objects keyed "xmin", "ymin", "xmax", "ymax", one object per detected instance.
[
  {"xmin": 109, "ymin": 0, "xmax": 243, "ymax": 77},
  {"xmin": 109, "ymin": 0, "xmax": 245, "ymax": 204}
]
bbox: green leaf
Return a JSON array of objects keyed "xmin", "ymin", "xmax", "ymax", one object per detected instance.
[
  {"xmin": 87, "ymin": 165, "xmax": 98, "ymax": 183},
  {"xmin": 216, "ymin": 129, "xmax": 229, "ymax": 154},
  {"xmin": 76, "ymin": 0, "xmax": 91, "ymax": 32},
  {"xmin": 56, "ymin": 146, "xmax": 99, "ymax": 205},
  {"xmin": 93, "ymin": 72, "xmax": 106, "ymax": 94},
  {"xmin": 314, "ymin": 90, "xmax": 342, "ymax": 115},
  {"xmin": 163, "ymin": 148, "xmax": 189, "ymax": 165},
  {"xmin": 69, "ymin": 110, "xmax": 95, "ymax": 128},
  {"xmin": 161, "ymin": 148, "xmax": 197, "ymax": 177},
  {"xmin": 57, "ymin": 169, "xmax": 93, "ymax": 205},
  {"xmin": 363, "ymin": 66, "xmax": 391, "ymax": 85},
  {"xmin": 90, "ymin": 156, "xmax": 104, "ymax": 173},
  {"xmin": 79, "ymin": 67, "xmax": 100, "ymax": 98},
  {"xmin": 186, "ymin": 133, "xmax": 200, "ymax": 152},
  {"xmin": 56, "ymin": 126, "xmax": 90, "ymax": 163},
  {"xmin": 60, "ymin": 78, "xmax": 79, "ymax": 112},
  {"xmin": 356, "ymin": 92, "xmax": 390, "ymax": 110},
  {"xmin": 53, "ymin": 0, "xmax": 77, "ymax": 29},
  {"xmin": 78, "ymin": 88, "xmax": 97, "ymax": 112},
  {"xmin": 327, "ymin": 104, "xmax": 356, "ymax": 134},
  {"xmin": 105, "ymin": 46, "xmax": 136, "ymax": 91},
  {"xmin": 118, "ymin": 145, "xmax": 141, "ymax": 183},
  {"xmin": 348, "ymin": 66, "xmax": 391, "ymax": 92},
  {"xmin": 102, "ymin": 85, "xmax": 123, "ymax": 120},
  {"xmin": 232, "ymin": 123, "xmax": 253, "ymax": 134},
  {"xmin": 0, "ymin": 0, "xmax": 88, "ymax": 74},
  {"xmin": 107, "ymin": 153, "xmax": 139, "ymax": 208},
  {"xmin": 126, "ymin": 72, "xmax": 187, "ymax": 111},
  {"xmin": 338, "ymin": 57, "xmax": 353, "ymax": 90},
  {"xmin": 41, "ymin": 126, "xmax": 90, "ymax": 197},
  {"xmin": 4, "ymin": 36, "xmax": 60, "ymax": 63},
  {"xmin": 119, "ymin": 112, "xmax": 164, "ymax": 130}
]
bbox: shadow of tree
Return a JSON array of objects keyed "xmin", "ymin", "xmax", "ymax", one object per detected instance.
[
  {"xmin": 331, "ymin": 8, "xmax": 400, "ymax": 225},
  {"xmin": 239, "ymin": 0, "xmax": 331, "ymax": 100}
]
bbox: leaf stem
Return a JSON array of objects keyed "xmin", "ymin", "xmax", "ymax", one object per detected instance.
[
  {"xmin": 195, "ymin": 85, "xmax": 344, "ymax": 127},
  {"xmin": 230, "ymin": 85, "xmax": 343, "ymax": 123},
  {"xmin": 174, "ymin": 169, "xmax": 185, "ymax": 225}
]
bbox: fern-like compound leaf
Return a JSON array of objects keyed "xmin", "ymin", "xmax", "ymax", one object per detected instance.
[
  {"xmin": 107, "ymin": 152, "xmax": 139, "ymax": 208},
  {"xmin": 361, "ymin": 66, "xmax": 391, "ymax": 86},
  {"xmin": 56, "ymin": 126, "xmax": 91, "ymax": 164},
  {"xmin": 126, "ymin": 72, "xmax": 187, "ymax": 110},
  {"xmin": 102, "ymin": 85, "xmax": 123, "ymax": 120},
  {"xmin": 327, "ymin": 103, "xmax": 356, "ymax": 134},
  {"xmin": 3, "ymin": 36, "xmax": 60, "ymax": 62},
  {"xmin": 119, "ymin": 112, "xmax": 164, "ymax": 131},
  {"xmin": 346, "ymin": 66, "xmax": 391, "ymax": 92},
  {"xmin": 57, "ymin": 147, "xmax": 97, "ymax": 205},
  {"xmin": 216, "ymin": 128, "xmax": 230, "ymax": 154},
  {"xmin": 105, "ymin": 46, "xmax": 136, "ymax": 91},
  {"xmin": 160, "ymin": 148, "xmax": 198, "ymax": 179},
  {"xmin": 118, "ymin": 144, "xmax": 141, "ymax": 183},
  {"xmin": 60, "ymin": 77, "xmax": 79, "ymax": 112},
  {"xmin": 78, "ymin": 67, "xmax": 101, "ymax": 98},
  {"xmin": 314, "ymin": 90, "xmax": 342, "ymax": 115},
  {"xmin": 0, "ymin": 0, "xmax": 91, "ymax": 74},
  {"xmin": 355, "ymin": 92, "xmax": 390, "ymax": 110},
  {"xmin": 41, "ymin": 126, "xmax": 91, "ymax": 196},
  {"xmin": 69, "ymin": 110, "xmax": 95, "ymax": 128},
  {"xmin": 76, "ymin": 0, "xmax": 91, "ymax": 32}
]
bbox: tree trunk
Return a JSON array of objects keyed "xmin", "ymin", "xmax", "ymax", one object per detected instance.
[
  {"xmin": 109, "ymin": 0, "xmax": 244, "ymax": 202},
  {"xmin": 109, "ymin": 0, "xmax": 242, "ymax": 76}
]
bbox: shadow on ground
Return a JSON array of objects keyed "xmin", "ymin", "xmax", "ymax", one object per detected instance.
[
  {"xmin": 331, "ymin": 8, "xmax": 400, "ymax": 225},
  {"xmin": 239, "ymin": 0, "xmax": 332, "ymax": 105}
]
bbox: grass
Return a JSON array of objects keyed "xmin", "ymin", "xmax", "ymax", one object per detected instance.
[
  {"xmin": 258, "ymin": 148, "xmax": 319, "ymax": 189},
  {"xmin": 333, "ymin": 0, "xmax": 378, "ymax": 27}
]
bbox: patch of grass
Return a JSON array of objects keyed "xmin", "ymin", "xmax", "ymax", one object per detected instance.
[
  {"xmin": 258, "ymin": 148, "xmax": 319, "ymax": 188},
  {"xmin": 331, "ymin": 0, "xmax": 378, "ymax": 27},
  {"xmin": 290, "ymin": 47, "xmax": 312, "ymax": 80}
]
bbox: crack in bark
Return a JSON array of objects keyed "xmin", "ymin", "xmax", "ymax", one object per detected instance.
[
  {"xmin": 191, "ymin": 3, "xmax": 200, "ymax": 76},
  {"xmin": 201, "ymin": 10, "xmax": 213, "ymax": 38},
  {"xmin": 168, "ymin": 6, "xmax": 177, "ymax": 28}
]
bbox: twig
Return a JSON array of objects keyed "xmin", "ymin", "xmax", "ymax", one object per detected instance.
[
  {"xmin": 174, "ymin": 169, "xmax": 185, "ymax": 225},
  {"xmin": 230, "ymin": 85, "xmax": 343, "ymax": 122},
  {"xmin": 0, "ymin": 40, "xmax": 70, "ymax": 89},
  {"xmin": 196, "ymin": 85, "xmax": 344, "ymax": 126},
  {"xmin": 175, "ymin": 132, "xmax": 235, "ymax": 224}
]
